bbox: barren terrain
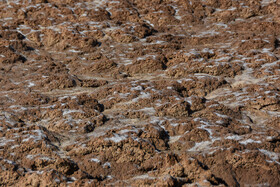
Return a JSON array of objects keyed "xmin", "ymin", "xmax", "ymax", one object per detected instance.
[{"xmin": 0, "ymin": 0, "xmax": 280, "ymax": 186}]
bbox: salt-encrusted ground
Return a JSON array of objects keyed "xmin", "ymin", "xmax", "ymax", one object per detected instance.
[{"xmin": 0, "ymin": 0, "xmax": 280, "ymax": 186}]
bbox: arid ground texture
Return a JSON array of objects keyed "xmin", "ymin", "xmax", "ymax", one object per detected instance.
[{"xmin": 0, "ymin": 0, "xmax": 280, "ymax": 186}]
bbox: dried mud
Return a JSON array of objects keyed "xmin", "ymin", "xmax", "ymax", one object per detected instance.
[{"xmin": 0, "ymin": 0, "xmax": 280, "ymax": 186}]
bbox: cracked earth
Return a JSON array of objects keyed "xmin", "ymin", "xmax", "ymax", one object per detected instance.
[{"xmin": 0, "ymin": 0, "xmax": 280, "ymax": 186}]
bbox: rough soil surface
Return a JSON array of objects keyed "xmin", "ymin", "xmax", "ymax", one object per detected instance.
[{"xmin": 0, "ymin": 0, "xmax": 280, "ymax": 186}]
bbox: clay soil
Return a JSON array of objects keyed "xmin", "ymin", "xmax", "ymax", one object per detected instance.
[{"xmin": 0, "ymin": 0, "xmax": 280, "ymax": 186}]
